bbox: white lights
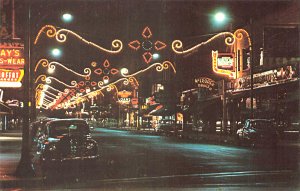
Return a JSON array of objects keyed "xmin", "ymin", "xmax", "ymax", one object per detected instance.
[
  {"xmin": 103, "ymin": 79, "xmax": 109, "ymax": 84},
  {"xmin": 62, "ymin": 13, "xmax": 73, "ymax": 23},
  {"xmin": 153, "ymin": 53, "xmax": 160, "ymax": 60},
  {"xmin": 214, "ymin": 12, "xmax": 226, "ymax": 23},
  {"xmin": 48, "ymin": 68, "xmax": 55, "ymax": 74},
  {"xmin": 51, "ymin": 48, "xmax": 62, "ymax": 58},
  {"xmin": 120, "ymin": 68, "xmax": 128, "ymax": 76}
]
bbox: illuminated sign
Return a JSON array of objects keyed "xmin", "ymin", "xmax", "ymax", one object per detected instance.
[
  {"xmin": 131, "ymin": 98, "xmax": 138, "ymax": 105},
  {"xmin": 233, "ymin": 65, "xmax": 298, "ymax": 91},
  {"xmin": 195, "ymin": 77, "xmax": 215, "ymax": 90},
  {"xmin": 0, "ymin": 69, "xmax": 24, "ymax": 87},
  {"xmin": 0, "ymin": 43, "xmax": 25, "ymax": 69},
  {"xmin": 6, "ymin": 99, "xmax": 20, "ymax": 107},
  {"xmin": 117, "ymin": 90, "xmax": 132, "ymax": 98},
  {"xmin": 118, "ymin": 97, "xmax": 131, "ymax": 105},
  {"xmin": 118, "ymin": 90, "xmax": 132, "ymax": 105},
  {"xmin": 217, "ymin": 54, "xmax": 234, "ymax": 70},
  {"xmin": 212, "ymin": 51, "xmax": 235, "ymax": 78}
]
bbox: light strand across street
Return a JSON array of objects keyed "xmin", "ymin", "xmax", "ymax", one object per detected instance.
[{"xmin": 34, "ymin": 25, "xmax": 123, "ymax": 54}]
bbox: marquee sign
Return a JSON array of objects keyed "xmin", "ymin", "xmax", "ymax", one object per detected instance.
[{"xmin": 212, "ymin": 51, "xmax": 235, "ymax": 78}]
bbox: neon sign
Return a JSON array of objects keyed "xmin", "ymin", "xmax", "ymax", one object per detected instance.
[
  {"xmin": 195, "ymin": 77, "xmax": 216, "ymax": 90},
  {"xmin": 0, "ymin": 43, "xmax": 25, "ymax": 69},
  {"xmin": 212, "ymin": 51, "xmax": 235, "ymax": 78},
  {"xmin": 0, "ymin": 69, "xmax": 24, "ymax": 87}
]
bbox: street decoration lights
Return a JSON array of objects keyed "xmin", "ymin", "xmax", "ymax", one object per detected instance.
[
  {"xmin": 34, "ymin": 25, "xmax": 123, "ymax": 54},
  {"xmin": 128, "ymin": 26, "xmax": 167, "ymax": 64},
  {"xmin": 171, "ymin": 28, "xmax": 251, "ymax": 79},
  {"xmin": 59, "ymin": 61, "xmax": 176, "ymax": 109},
  {"xmin": 172, "ymin": 31, "xmax": 235, "ymax": 54},
  {"xmin": 34, "ymin": 58, "xmax": 91, "ymax": 80}
]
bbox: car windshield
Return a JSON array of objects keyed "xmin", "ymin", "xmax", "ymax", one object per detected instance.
[
  {"xmin": 49, "ymin": 121, "xmax": 90, "ymax": 137},
  {"xmin": 250, "ymin": 121, "xmax": 273, "ymax": 130}
]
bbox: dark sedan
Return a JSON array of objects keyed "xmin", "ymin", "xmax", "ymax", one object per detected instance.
[
  {"xmin": 38, "ymin": 118, "xmax": 99, "ymax": 171},
  {"xmin": 236, "ymin": 119, "xmax": 278, "ymax": 148}
]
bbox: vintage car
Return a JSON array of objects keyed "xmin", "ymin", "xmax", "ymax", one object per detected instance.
[
  {"xmin": 38, "ymin": 118, "xmax": 99, "ymax": 168},
  {"xmin": 236, "ymin": 119, "xmax": 278, "ymax": 147},
  {"xmin": 155, "ymin": 119, "xmax": 183, "ymax": 136}
]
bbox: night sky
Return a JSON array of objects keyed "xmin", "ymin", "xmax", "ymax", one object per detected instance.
[{"xmin": 7, "ymin": 0, "xmax": 292, "ymax": 100}]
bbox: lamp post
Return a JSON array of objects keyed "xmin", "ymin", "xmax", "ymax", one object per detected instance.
[
  {"xmin": 15, "ymin": 1, "xmax": 35, "ymax": 177},
  {"xmin": 15, "ymin": 2, "xmax": 73, "ymax": 177},
  {"xmin": 212, "ymin": 11, "xmax": 230, "ymax": 134}
]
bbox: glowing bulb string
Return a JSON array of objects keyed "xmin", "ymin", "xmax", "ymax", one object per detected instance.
[
  {"xmin": 121, "ymin": 61, "xmax": 176, "ymax": 77},
  {"xmin": 48, "ymin": 60, "xmax": 175, "ymax": 109},
  {"xmin": 56, "ymin": 61, "xmax": 175, "ymax": 109},
  {"xmin": 34, "ymin": 25, "xmax": 123, "ymax": 54},
  {"xmin": 172, "ymin": 32, "xmax": 235, "ymax": 54},
  {"xmin": 45, "ymin": 76, "xmax": 77, "ymax": 88},
  {"xmin": 35, "ymin": 59, "xmax": 91, "ymax": 80}
]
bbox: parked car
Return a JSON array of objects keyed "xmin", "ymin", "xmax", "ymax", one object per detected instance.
[
  {"xmin": 155, "ymin": 120, "xmax": 182, "ymax": 136},
  {"xmin": 236, "ymin": 119, "xmax": 278, "ymax": 148},
  {"xmin": 38, "ymin": 118, "xmax": 99, "ymax": 170},
  {"xmin": 31, "ymin": 118, "xmax": 57, "ymax": 148}
]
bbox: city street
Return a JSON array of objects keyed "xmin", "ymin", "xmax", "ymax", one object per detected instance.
[{"xmin": 1, "ymin": 128, "xmax": 299, "ymax": 190}]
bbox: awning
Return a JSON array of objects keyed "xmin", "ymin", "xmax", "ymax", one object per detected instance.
[
  {"xmin": 140, "ymin": 103, "xmax": 160, "ymax": 117},
  {"xmin": 148, "ymin": 105, "xmax": 176, "ymax": 116},
  {"xmin": 0, "ymin": 102, "xmax": 12, "ymax": 115}
]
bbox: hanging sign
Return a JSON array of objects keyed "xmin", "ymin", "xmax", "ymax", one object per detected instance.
[{"xmin": 212, "ymin": 51, "xmax": 235, "ymax": 78}]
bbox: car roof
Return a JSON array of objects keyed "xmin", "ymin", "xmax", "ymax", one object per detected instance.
[
  {"xmin": 47, "ymin": 118, "xmax": 87, "ymax": 124},
  {"xmin": 247, "ymin": 119, "xmax": 273, "ymax": 122}
]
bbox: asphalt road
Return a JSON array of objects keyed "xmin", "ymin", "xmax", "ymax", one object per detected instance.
[{"xmin": 1, "ymin": 128, "xmax": 300, "ymax": 190}]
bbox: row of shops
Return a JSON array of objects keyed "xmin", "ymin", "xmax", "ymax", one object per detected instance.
[{"xmin": 180, "ymin": 61, "xmax": 300, "ymax": 136}]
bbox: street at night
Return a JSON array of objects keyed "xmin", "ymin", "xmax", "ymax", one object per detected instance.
[
  {"xmin": 1, "ymin": 0, "xmax": 300, "ymax": 190},
  {"xmin": 1, "ymin": 128, "xmax": 299, "ymax": 190}
]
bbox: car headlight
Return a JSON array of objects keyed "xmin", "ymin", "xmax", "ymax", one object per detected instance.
[
  {"xmin": 48, "ymin": 144, "xmax": 56, "ymax": 151},
  {"xmin": 87, "ymin": 142, "xmax": 96, "ymax": 150}
]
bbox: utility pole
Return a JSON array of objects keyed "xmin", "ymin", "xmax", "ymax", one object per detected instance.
[
  {"xmin": 250, "ymin": 18, "xmax": 254, "ymax": 119},
  {"xmin": 222, "ymin": 79, "xmax": 227, "ymax": 134}
]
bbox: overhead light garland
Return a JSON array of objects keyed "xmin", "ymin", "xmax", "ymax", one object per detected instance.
[
  {"xmin": 60, "ymin": 60, "xmax": 175, "ymax": 109},
  {"xmin": 128, "ymin": 26, "xmax": 167, "ymax": 64},
  {"xmin": 34, "ymin": 25, "xmax": 123, "ymax": 54},
  {"xmin": 172, "ymin": 31, "xmax": 235, "ymax": 55},
  {"xmin": 35, "ymin": 59, "xmax": 91, "ymax": 80}
]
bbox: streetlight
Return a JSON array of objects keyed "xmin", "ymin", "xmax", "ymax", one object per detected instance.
[
  {"xmin": 16, "ymin": 5, "xmax": 73, "ymax": 177},
  {"xmin": 214, "ymin": 12, "xmax": 226, "ymax": 23},
  {"xmin": 51, "ymin": 48, "xmax": 62, "ymax": 57},
  {"xmin": 61, "ymin": 13, "xmax": 73, "ymax": 23},
  {"xmin": 210, "ymin": 9, "xmax": 231, "ymax": 30}
]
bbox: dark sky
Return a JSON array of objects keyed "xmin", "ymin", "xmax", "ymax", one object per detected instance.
[{"xmin": 11, "ymin": 0, "xmax": 293, "ymax": 97}]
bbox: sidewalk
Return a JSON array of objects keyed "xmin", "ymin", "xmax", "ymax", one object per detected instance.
[{"xmin": 0, "ymin": 129, "xmax": 43, "ymax": 189}]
